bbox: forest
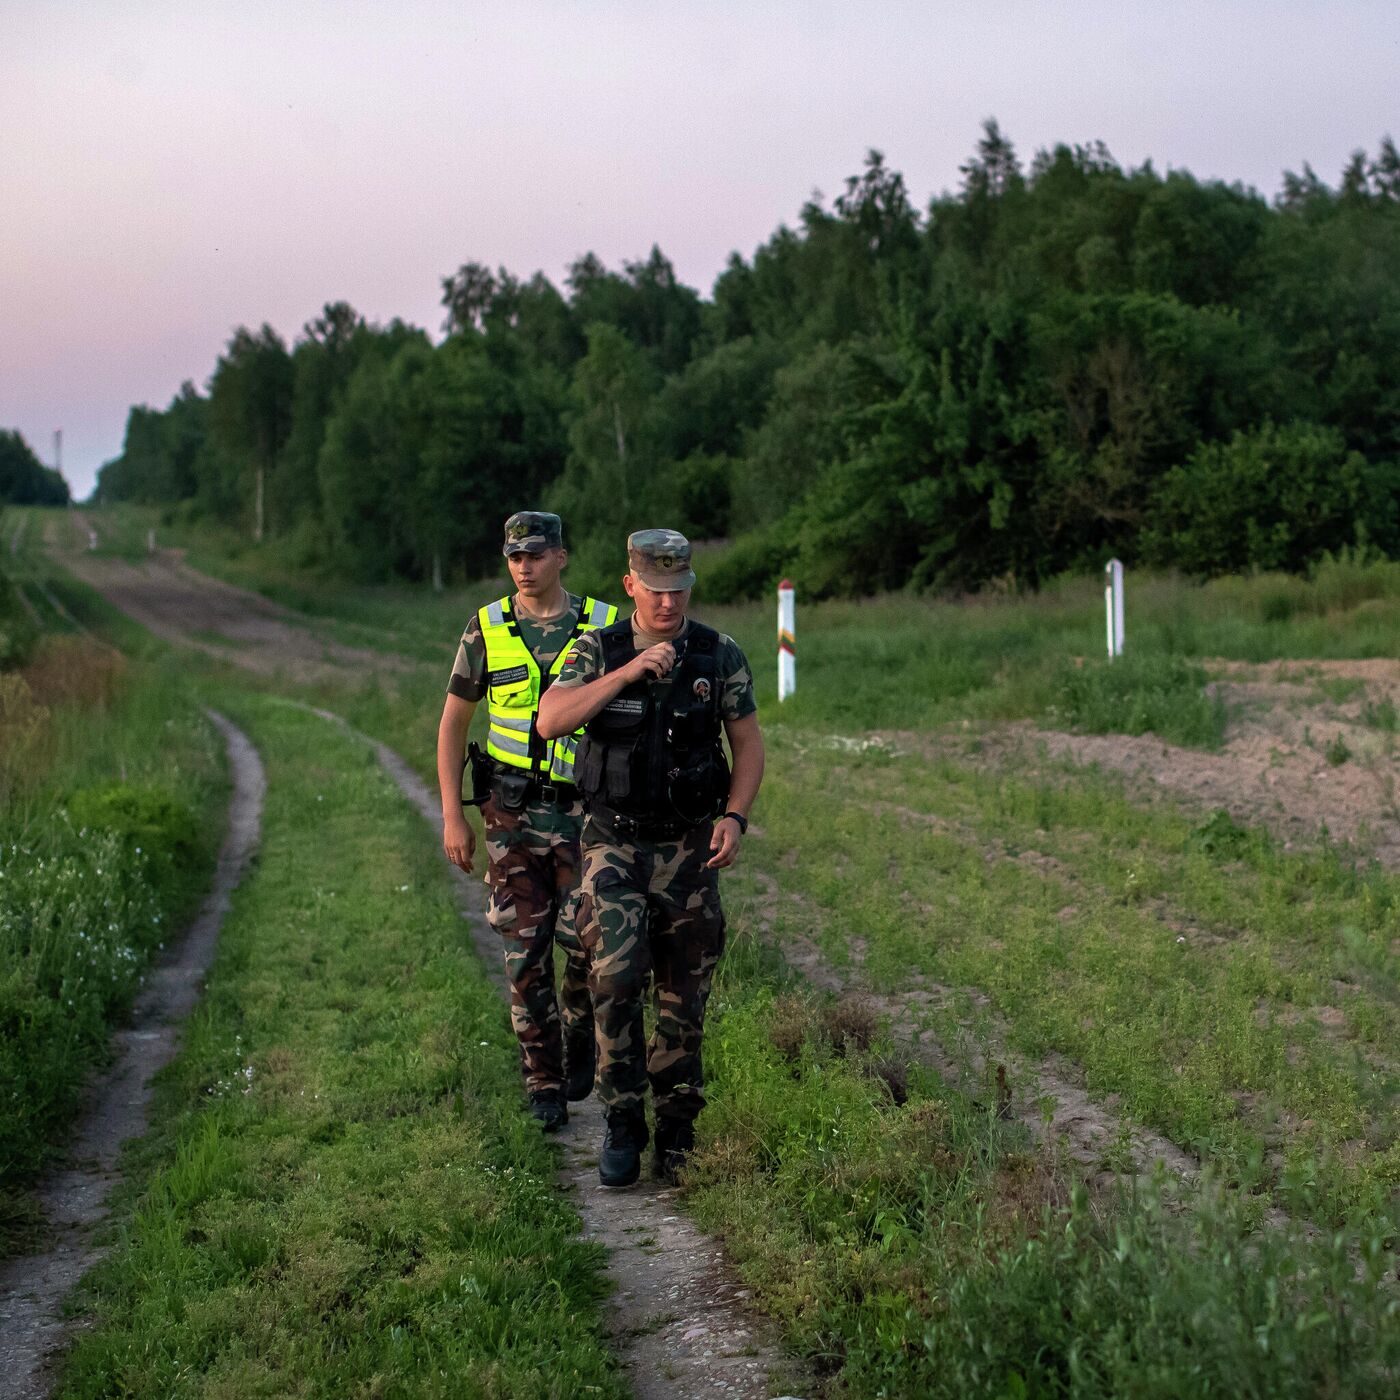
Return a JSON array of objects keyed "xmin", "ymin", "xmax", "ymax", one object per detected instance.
[
  {"xmin": 94, "ymin": 123, "xmax": 1400, "ymax": 598},
  {"xmin": 0, "ymin": 430, "xmax": 69, "ymax": 508}
]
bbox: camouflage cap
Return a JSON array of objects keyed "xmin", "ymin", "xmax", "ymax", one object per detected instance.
[
  {"xmin": 502, "ymin": 511, "xmax": 563, "ymax": 556},
  {"xmin": 627, "ymin": 528, "xmax": 695, "ymax": 591}
]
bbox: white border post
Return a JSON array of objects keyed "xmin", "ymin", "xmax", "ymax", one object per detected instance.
[
  {"xmin": 1104, "ymin": 558, "xmax": 1125, "ymax": 659},
  {"xmin": 778, "ymin": 579, "xmax": 796, "ymax": 701}
]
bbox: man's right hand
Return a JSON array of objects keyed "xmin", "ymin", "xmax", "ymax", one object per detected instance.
[
  {"xmin": 443, "ymin": 810, "xmax": 476, "ymax": 872},
  {"xmin": 627, "ymin": 641, "xmax": 676, "ymax": 681}
]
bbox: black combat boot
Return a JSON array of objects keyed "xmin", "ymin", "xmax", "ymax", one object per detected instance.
[
  {"xmin": 528, "ymin": 1088, "xmax": 568, "ymax": 1133},
  {"xmin": 598, "ymin": 1107, "xmax": 648, "ymax": 1189},
  {"xmin": 652, "ymin": 1115, "xmax": 695, "ymax": 1184},
  {"xmin": 563, "ymin": 1032, "xmax": 596, "ymax": 1103}
]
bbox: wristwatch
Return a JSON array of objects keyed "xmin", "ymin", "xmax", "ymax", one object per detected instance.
[{"xmin": 722, "ymin": 810, "xmax": 748, "ymax": 835}]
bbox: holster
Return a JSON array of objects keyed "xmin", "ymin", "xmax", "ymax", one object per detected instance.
[
  {"xmin": 462, "ymin": 743, "xmax": 494, "ymax": 808},
  {"xmin": 492, "ymin": 768, "xmax": 532, "ymax": 813}
]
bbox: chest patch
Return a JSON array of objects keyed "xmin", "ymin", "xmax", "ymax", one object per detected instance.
[
  {"xmin": 489, "ymin": 664, "xmax": 529, "ymax": 687},
  {"xmin": 603, "ymin": 696, "xmax": 647, "ymax": 717}
]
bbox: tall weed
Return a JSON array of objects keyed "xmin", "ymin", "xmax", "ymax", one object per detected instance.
[
  {"xmin": 0, "ymin": 655, "xmax": 221, "ymax": 1251},
  {"xmin": 1050, "ymin": 652, "xmax": 1228, "ymax": 748}
]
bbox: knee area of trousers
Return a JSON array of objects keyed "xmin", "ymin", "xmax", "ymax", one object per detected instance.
[{"xmin": 591, "ymin": 961, "xmax": 647, "ymax": 1003}]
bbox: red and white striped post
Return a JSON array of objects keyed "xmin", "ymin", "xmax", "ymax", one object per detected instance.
[{"xmin": 778, "ymin": 579, "xmax": 796, "ymax": 701}]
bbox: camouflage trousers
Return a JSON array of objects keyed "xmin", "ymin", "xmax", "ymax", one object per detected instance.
[
  {"xmin": 577, "ymin": 817, "xmax": 726, "ymax": 1123},
  {"xmin": 482, "ymin": 791, "xmax": 592, "ymax": 1094}
]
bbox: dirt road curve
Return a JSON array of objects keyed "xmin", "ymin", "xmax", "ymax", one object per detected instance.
[
  {"xmin": 0, "ymin": 713, "xmax": 265, "ymax": 1400},
  {"xmin": 58, "ymin": 525, "xmax": 410, "ymax": 685}
]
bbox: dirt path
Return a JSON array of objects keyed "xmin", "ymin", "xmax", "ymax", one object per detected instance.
[
  {"xmin": 55, "ymin": 529, "xmax": 412, "ymax": 686},
  {"xmin": 302, "ymin": 705, "xmax": 802, "ymax": 1400},
  {"xmin": 0, "ymin": 712, "xmax": 265, "ymax": 1400}
]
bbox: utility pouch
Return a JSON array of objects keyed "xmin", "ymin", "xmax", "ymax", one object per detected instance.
[
  {"xmin": 667, "ymin": 745, "xmax": 730, "ymax": 826},
  {"xmin": 493, "ymin": 769, "xmax": 532, "ymax": 813},
  {"xmin": 463, "ymin": 743, "xmax": 493, "ymax": 808}
]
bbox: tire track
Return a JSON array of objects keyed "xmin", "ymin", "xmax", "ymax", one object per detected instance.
[
  {"xmin": 299, "ymin": 704, "xmax": 801, "ymax": 1400},
  {"xmin": 0, "ymin": 712, "xmax": 266, "ymax": 1400}
]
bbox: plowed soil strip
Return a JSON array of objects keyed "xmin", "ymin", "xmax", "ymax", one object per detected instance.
[
  {"xmin": 0, "ymin": 712, "xmax": 265, "ymax": 1400},
  {"xmin": 304, "ymin": 705, "xmax": 796, "ymax": 1400}
]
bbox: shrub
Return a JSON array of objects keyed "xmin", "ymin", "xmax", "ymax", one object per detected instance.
[
  {"xmin": 66, "ymin": 784, "xmax": 198, "ymax": 902},
  {"xmin": 703, "ymin": 521, "xmax": 792, "ymax": 603},
  {"xmin": 0, "ymin": 822, "xmax": 166, "ymax": 1183},
  {"xmin": 1143, "ymin": 421, "xmax": 1393, "ymax": 577},
  {"xmin": 1050, "ymin": 652, "xmax": 1227, "ymax": 748},
  {"xmin": 1186, "ymin": 809, "xmax": 1255, "ymax": 858}
]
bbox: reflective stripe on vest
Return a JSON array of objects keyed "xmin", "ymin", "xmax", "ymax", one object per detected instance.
[{"xmin": 478, "ymin": 593, "xmax": 619, "ymax": 781}]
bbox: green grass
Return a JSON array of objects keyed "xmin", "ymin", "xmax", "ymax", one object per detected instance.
[
  {"xmin": 58, "ymin": 696, "xmax": 622, "ymax": 1399},
  {"xmin": 32, "ymin": 507, "xmax": 1400, "ymax": 1393},
  {"xmin": 1050, "ymin": 653, "xmax": 1227, "ymax": 748},
  {"xmin": 737, "ymin": 736, "xmax": 1400, "ymax": 1226},
  {"xmin": 683, "ymin": 923, "xmax": 1400, "ymax": 1397}
]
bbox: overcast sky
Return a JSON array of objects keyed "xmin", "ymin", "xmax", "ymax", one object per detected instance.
[{"xmin": 4, "ymin": 1, "xmax": 1396, "ymax": 499}]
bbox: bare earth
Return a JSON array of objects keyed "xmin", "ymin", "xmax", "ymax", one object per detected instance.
[
  {"xmin": 56, "ymin": 519, "xmax": 412, "ymax": 686},
  {"xmin": 885, "ymin": 659, "xmax": 1400, "ymax": 868},
  {"xmin": 0, "ymin": 714, "xmax": 265, "ymax": 1400}
]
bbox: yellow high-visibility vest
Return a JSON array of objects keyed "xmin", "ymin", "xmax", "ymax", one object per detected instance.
[{"xmin": 479, "ymin": 594, "xmax": 618, "ymax": 783}]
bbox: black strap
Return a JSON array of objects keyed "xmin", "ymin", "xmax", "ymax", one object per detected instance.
[{"xmin": 599, "ymin": 619, "xmax": 636, "ymax": 672}]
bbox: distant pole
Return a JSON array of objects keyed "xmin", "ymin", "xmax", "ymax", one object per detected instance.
[
  {"xmin": 54, "ymin": 429, "xmax": 62, "ymax": 474},
  {"xmin": 147, "ymin": 528, "xmax": 156, "ymax": 554},
  {"xmin": 778, "ymin": 579, "xmax": 796, "ymax": 701},
  {"xmin": 1104, "ymin": 559, "xmax": 1125, "ymax": 659}
]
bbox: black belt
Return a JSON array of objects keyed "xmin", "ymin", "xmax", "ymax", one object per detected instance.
[
  {"xmin": 588, "ymin": 804, "xmax": 697, "ymax": 841},
  {"xmin": 489, "ymin": 766, "xmax": 579, "ymax": 807}
]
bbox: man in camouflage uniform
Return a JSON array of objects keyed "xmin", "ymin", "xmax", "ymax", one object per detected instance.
[
  {"xmin": 437, "ymin": 512, "xmax": 617, "ymax": 1130},
  {"xmin": 537, "ymin": 530, "xmax": 765, "ymax": 1186}
]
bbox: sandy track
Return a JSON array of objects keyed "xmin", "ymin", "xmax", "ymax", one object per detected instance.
[
  {"xmin": 302, "ymin": 705, "xmax": 800, "ymax": 1400},
  {"xmin": 60, "ymin": 544, "xmax": 412, "ymax": 685},
  {"xmin": 0, "ymin": 713, "xmax": 265, "ymax": 1400}
]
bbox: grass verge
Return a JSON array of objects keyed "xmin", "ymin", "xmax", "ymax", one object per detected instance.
[
  {"xmin": 58, "ymin": 696, "xmax": 621, "ymax": 1398},
  {"xmin": 1, "ymin": 642, "xmax": 225, "ymax": 1254},
  {"xmin": 740, "ymin": 736, "xmax": 1400, "ymax": 1227},
  {"xmin": 685, "ymin": 925, "xmax": 1400, "ymax": 1397}
]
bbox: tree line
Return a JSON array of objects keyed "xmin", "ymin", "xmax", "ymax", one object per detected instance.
[
  {"xmin": 96, "ymin": 124, "xmax": 1400, "ymax": 597},
  {"xmin": 0, "ymin": 432, "xmax": 69, "ymax": 508}
]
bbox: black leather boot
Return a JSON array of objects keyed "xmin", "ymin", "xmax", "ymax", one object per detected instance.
[
  {"xmin": 652, "ymin": 1115, "xmax": 695, "ymax": 1183},
  {"xmin": 598, "ymin": 1107, "xmax": 648, "ymax": 1189},
  {"xmin": 564, "ymin": 1032, "xmax": 596, "ymax": 1103},
  {"xmin": 528, "ymin": 1088, "xmax": 568, "ymax": 1132}
]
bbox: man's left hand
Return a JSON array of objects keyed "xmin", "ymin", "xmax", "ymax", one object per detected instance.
[{"xmin": 706, "ymin": 816, "xmax": 743, "ymax": 870}]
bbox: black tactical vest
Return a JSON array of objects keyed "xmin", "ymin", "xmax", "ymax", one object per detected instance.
[{"xmin": 574, "ymin": 620, "xmax": 730, "ymax": 826}]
